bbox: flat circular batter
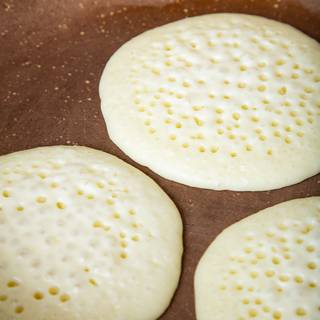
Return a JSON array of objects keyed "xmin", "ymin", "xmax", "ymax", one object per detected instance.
[
  {"xmin": 195, "ymin": 197, "xmax": 320, "ymax": 320},
  {"xmin": 0, "ymin": 146, "xmax": 182, "ymax": 320},
  {"xmin": 100, "ymin": 13, "xmax": 320, "ymax": 191}
]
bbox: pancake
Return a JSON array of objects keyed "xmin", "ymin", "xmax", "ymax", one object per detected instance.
[
  {"xmin": 100, "ymin": 13, "xmax": 320, "ymax": 191},
  {"xmin": 195, "ymin": 197, "xmax": 320, "ymax": 320},
  {"xmin": 0, "ymin": 146, "xmax": 182, "ymax": 320}
]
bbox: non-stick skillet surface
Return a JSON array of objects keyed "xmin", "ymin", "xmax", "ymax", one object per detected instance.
[{"xmin": 0, "ymin": 0, "xmax": 319, "ymax": 319}]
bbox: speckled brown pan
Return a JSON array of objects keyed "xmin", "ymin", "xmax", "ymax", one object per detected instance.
[{"xmin": 0, "ymin": 0, "xmax": 319, "ymax": 319}]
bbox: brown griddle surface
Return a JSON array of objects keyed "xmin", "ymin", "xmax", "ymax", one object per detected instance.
[{"xmin": 1, "ymin": 0, "xmax": 320, "ymax": 319}]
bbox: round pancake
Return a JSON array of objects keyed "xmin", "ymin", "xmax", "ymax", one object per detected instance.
[
  {"xmin": 195, "ymin": 197, "xmax": 320, "ymax": 320},
  {"xmin": 100, "ymin": 13, "xmax": 320, "ymax": 191},
  {"xmin": 0, "ymin": 146, "xmax": 182, "ymax": 320}
]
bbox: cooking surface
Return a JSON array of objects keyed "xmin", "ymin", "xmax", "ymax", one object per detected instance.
[{"xmin": 1, "ymin": 0, "xmax": 320, "ymax": 319}]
